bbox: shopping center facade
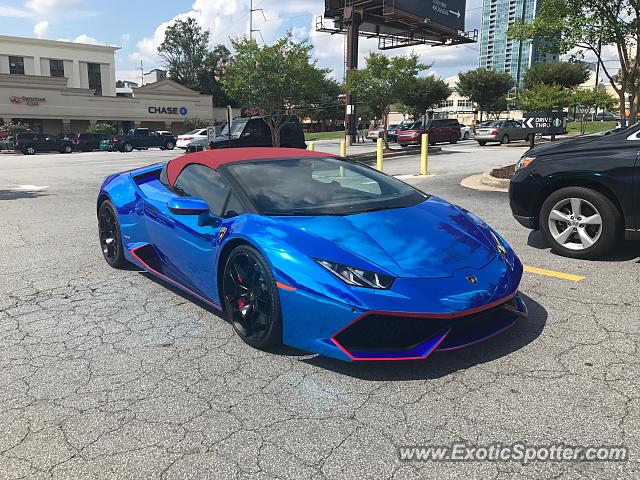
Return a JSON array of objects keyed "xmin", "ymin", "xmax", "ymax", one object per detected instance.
[{"xmin": 0, "ymin": 35, "xmax": 231, "ymax": 135}]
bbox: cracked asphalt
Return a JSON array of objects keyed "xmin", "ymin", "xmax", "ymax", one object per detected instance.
[{"xmin": 0, "ymin": 144, "xmax": 638, "ymax": 479}]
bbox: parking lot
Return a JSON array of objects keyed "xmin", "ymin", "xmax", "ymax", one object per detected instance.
[{"xmin": 0, "ymin": 144, "xmax": 638, "ymax": 479}]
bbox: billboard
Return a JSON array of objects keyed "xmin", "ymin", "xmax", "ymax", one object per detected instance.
[{"xmin": 393, "ymin": 0, "xmax": 467, "ymax": 32}]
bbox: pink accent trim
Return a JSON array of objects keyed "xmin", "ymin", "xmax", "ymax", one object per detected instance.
[
  {"xmin": 330, "ymin": 292, "xmax": 516, "ymax": 362},
  {"xmin": 130, "ymin": 245, "xmax": 222, "ymax": 311},
  {"xmin": 276, "ymin": 281, "xmax": 297, "ymax": 291}
]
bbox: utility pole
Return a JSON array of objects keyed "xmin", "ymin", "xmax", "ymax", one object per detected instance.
[
  {"xmin": 344, "ymin": 3, "xmax": 361, "ymax": 145},
  {"xmin": 249, "ymin": 0, "xmax": 265, "ymax": 42}
]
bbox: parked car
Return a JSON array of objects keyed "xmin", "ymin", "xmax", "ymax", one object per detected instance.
[
  {"xmin": 367, "ymin": 126, "xmax": 385, "ymax": 141},
  {"xmin": 585, "ymin": 112, "xmax": 620, "ymax": 122},
  {"xmin": 474, "ymin": 120, "xmax": 532, "ymax": 145},
  {"xmin": 397, "ymin": 118, "xmax": 461, "ymax": 146},
  {"xmin": 208, "ymin": 116, "xmax": 306, "ymax": 149},
  {"xmin": 185, "ymin": 138, "xmax": 211, "ymax": 153},
  {"xmin": 385, "ymin": 124, "xmax": 403, "ymax": 142},
  {"xmin": 177, "ymin": 128, "xmax": 209, "ymax": 149},
  {"xmin": 99, "ymin": 138, "xmax": 112, "ymax": 151},
  {"xmin": 509, "ymin": 123, "xmax": 640, "ymax": 258},
  {"xmin": 459, "ymin": 123, "xmax": 471, "ymax": 140},
  {"xmin": 15, "ymin": 132, "xmax": 74, "ymax": 155},
  {"xmin": 110, "ymin": 128, "xmax": 176, "ymax": 152},
  {"xmin": 0, "ymin": 135, "xmax": 15, "ymax": 151},
  {"xmin": 73, "ymin": 133, "xmax": 110, "ymax": 152}
]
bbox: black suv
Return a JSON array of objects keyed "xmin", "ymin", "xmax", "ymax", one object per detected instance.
[
  {"xmin": 510, "ymin": 124, "xmax": 640, "ymax": 258},
  {"xmin": 15, "ymin": 132, "xmax": 74, "ymax": 155},
  {"xmin": 209, "ymin": 116, "xmax": 306, "ymax": 149},
  {"xmin": 73, "ymin": 133, "xmax": 109, "ymax": 152}
]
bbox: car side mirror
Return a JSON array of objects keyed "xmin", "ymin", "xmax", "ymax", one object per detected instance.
[{"xmin": 167, "ymin": 197, "xmax": 210, "ymax": 215}]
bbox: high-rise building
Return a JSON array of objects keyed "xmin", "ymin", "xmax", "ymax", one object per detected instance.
[{"xmin": 478, "ymin": 0, "xmax": 558, "ymax": 91}]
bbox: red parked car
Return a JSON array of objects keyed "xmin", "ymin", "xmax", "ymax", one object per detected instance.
[{"xmin": 397, "ymin": 118, "xmax": 461, "ymax": 146}]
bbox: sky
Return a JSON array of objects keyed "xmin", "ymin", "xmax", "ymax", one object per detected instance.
[{"xmin": 0, "ymin": 0, "xmax": 485, "ymax": 84}]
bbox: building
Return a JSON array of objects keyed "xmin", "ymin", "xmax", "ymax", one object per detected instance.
[
  {"xmin": 0, "ymin": 35, "xmax": 233, "ymax": 135},
  {"xmin": 432, "ymin": 76, "xmax": 478, "ymax": 124},
  {"xmin": 478, "ymin": 0, "xmax": 557, "ymax": 90},
  {"xmin": 144, "ymin": 69, "xmax": 167, "ymax": 85}
]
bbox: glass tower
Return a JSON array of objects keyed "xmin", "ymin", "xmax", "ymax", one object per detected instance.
[{"xmin": 478, "ymin": 0, "xmax": 558, "ymax": 91}]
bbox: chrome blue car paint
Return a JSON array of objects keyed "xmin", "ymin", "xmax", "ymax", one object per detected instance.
[{"xmin": 99, "ymin": 162, "xmax": 525, "ymax": 362}]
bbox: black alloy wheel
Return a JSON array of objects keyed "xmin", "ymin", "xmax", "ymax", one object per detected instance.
[
  {"xmin": 222, "ymin": 245, "xmax": 282, "ymax": 349},
  {"xmin": 98, "ymin": 200, "xmax": 128, "ymax": 268}
]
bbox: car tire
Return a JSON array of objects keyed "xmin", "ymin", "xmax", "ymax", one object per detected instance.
[
  {"xmin": 449, "ymin": 134, "xmax": 458, "ymax": 144},
  {"xmin": 222, "ymin": 244, "xmax": 283, "ymax": 350},
  {"xmin": 464, "ymin": 131, "xmax": 470, "ymax": 140},
  {"xmin": 62, "ymin": 145, "xmax": 72, "ymax": 154},
  {"xmin": 24, "ymin": 146, "xmax": 36, "ymax": 155},
  {"xmin": 123, "ymin": 143, "xmax": 133, "ymax": 153},
  {"xmin": 165, "ymin": 141, "xmax": 175, "ymax": 150},
  {"xmin": 539, "ymin": 187, "xmax": 620, "ymax": 259},
  {"xmin": 478, "ymin": 141, "xmax": 486, "ymax": 146},
  {"xmin": 98, "ymin": 200, "xmax": 129, "ymax": 268},
  {"xmin": 501, "ymin": 135, "xmax": 510, "ymax": 144}
]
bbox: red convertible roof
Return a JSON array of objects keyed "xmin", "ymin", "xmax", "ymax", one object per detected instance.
[{"xmin": 166, "ymin": 147, "xmax": 334, "ymax": 186}]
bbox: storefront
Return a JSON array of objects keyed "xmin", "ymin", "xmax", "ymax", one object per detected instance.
[
  {"xmin": 0, "ymin": 73, "xmax": 234, "ymax": 135},
  {"xmin": 0, "ymin": 35, "xmax": 235, "ymax": 135}
]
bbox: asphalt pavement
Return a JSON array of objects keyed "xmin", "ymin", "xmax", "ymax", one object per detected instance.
[{"xmin": 0, "ymin": 143, "xmax": 638, "ymax": 479}]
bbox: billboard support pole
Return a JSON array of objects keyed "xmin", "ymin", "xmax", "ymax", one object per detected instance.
[{"xmin": 345, "ymin": 6, "xmax": 361, "ymax": 145}]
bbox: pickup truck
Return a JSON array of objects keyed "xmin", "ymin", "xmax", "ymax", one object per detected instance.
[{"xmin": 110, "ymin": 128, "xmax": 176, "ymax": 153}]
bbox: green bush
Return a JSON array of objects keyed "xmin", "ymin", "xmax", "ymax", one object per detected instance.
[
  {"xmin": 0, "ymin": 121, "xmax": 31, "ymax": 134},
  {"xmin": 87, "ymin": 122, "xmax": 117, "ymax": 135}
]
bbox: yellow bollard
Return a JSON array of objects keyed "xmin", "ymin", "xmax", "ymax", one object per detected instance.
[
  {"xmin": 340, "ymin": 139, "xmax": 346, "ymax": 157},
  {"xmin": 376, "ymin": 137, "xmax": 383, "ymax": 171},
  {"xmin": 308, "ymin": 141, "xmax": 315, "ymax": 151},
  {"xmin": 420, "ymin": 133, "xmax": 429, "ymax": 176}
]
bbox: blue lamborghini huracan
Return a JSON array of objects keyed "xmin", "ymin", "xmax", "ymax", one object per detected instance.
[{"xmin": 97, "ymin": 148, "xmax": 526, "ymax": 361}]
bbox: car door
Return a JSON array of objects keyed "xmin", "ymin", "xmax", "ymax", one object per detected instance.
[
  {"xmin": 238, "ymin": 119, "xmax": 270, "ymax": 147},
  {"xmin": 39, "ymin": 134, "xmax": 54, "ymax": 151},
  {"xmin": 145, "ymin": 164, "xmax": 233, "ymax": 301},
  {"xmin": 507, "ymin": 120, "xmax": 525, "ymax": 140}
]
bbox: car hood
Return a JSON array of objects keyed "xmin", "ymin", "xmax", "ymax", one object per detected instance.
[
  {"xmin": 274, "ymin": 197, "xmax": 497, "ymax": 278},
  {"xmin": 527, "ymin": 134, "xmax": 609, "ymax": 157}
]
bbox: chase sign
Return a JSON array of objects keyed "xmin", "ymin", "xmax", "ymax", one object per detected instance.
[{"xmin": 148, "ymin": 106, "xmax": 188, "ymax": 116}]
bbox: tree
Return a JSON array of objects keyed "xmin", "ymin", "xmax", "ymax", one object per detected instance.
[
  {"xmin": 345, "ymin": 53, "xmax": 426, "ymax": 147},
  {"xmin": 299, "ymin": 77, "xmax": 344, "ymax": 131},
  {"xmin": 184, "ymin": 118, "xmax": 209, "ymax": 130},
  {"xmin": 220, "ymin": 32, "xmax": 329, "ymax": 147},
  {"xmin": 523, "ymin": 61, "xmax": 590, "ymax": 90},
  {"xmin": 401, "ymin": 76, "xmax": 451, "ymax": 118},
  {"xmin": 457, "ymin": 68, "xmax": 514, "ymax": 120},
  {"xmin": 570, "ymin": 88, "xmax": 617, "ymax": 134},
  {"xmin": 116, "ymin": 80, "xmax": 125, "ymax": 88},
  {"xmin": 486, "ymin": 96, "xmax": 509, "ymax": 119},
  {"xmin": 158, "ymin": 17, "xmax": 230, "ymax": 101},
  {"xmin": 508, "ymin": 0, "xmax": 640, "ymax": 126},
  {"xmin": 517, "ymin": 84, "xmax": 573, "ymax": 111},
  {"xmin": 0, "ymin": 121, "xmax": 30, "ymax": 134},
  {"xmin": 87, "ymin": 122, "xmax": 116, "ymax": 135}
]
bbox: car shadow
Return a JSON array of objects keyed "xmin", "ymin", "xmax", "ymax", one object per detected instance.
[
  {"xmin": 0, "ymin": 189, "xmax": 49, "ymax": 201},
  {"xmin": 527, "ymin": 230, "xmax": 640, "ymax": 262},
  {"xmin": 302, "ymin": 292, "xmax": 547, "ymax": 381}
]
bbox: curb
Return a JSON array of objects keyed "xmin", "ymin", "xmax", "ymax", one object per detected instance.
[{"xmin": 481, "ymin": 168, "xmax": 511, "ymax": 189}]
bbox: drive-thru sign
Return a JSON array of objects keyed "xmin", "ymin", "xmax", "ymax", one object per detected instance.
[{"xmin": 523, "ymin": 112, "xmax": 566, "ymax": 135}]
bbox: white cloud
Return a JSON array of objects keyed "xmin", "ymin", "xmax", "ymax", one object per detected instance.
[
  {"xmin": 33, "ymin": 20, "xmax": 48, "ymax": 38},
  {"xmin": 72, "ymin": 34, "xmax": 99, "ymax": 45},
  {"xmin": 25, "ymin": 0, "xmax": 83, "ymax": 15},
  {"xmin": 0, "ymin": 6, "xmax": 31, "ymax": 17}
]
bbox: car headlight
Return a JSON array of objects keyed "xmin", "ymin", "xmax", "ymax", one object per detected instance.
[
  {"xmin": 515, "ymin": 156, "xmax": 535, "ymax": 171},
  {"xmin": 315, "ymin": 259, "xmax": 395, "ymax": 289},
  {"xmin": 489, "ymin": 230, "xmax": 507, "ymax": 256}
]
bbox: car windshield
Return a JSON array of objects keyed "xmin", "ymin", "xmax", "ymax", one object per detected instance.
[
  {"xmin": 220, "ymin": 119, "xmax": 249, "ymax": 138},
  {"xmin": 226, "ymin": 157, "xmax": 427, "ymax": 216},
  {"xmin": 183, "ymin": 129, "xmax": 203, "ymax": 135},
  {"xmin": 486, "ymin": 121, "xmax": 502, "ymax": 127}
]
